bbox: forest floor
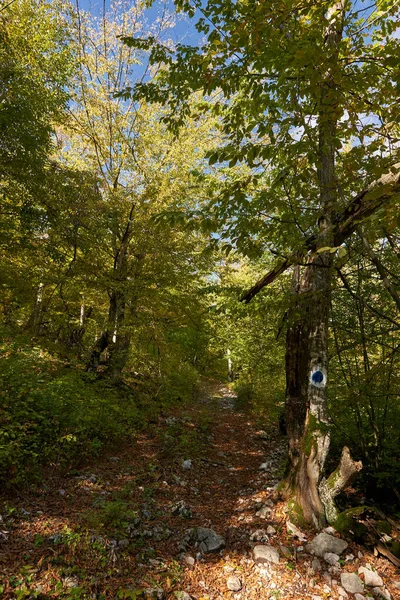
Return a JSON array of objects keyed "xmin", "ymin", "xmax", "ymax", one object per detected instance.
[{"xmin": 0, "ymin": 379, "xmax": 399, "ymax": 599}]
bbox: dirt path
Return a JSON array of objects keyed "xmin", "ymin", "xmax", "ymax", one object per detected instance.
[{"xmin": 0, "ymin": 380, "xmax": 398, "ymax": 599}]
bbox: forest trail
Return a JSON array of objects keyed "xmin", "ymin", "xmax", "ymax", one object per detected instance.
[{"xmin": 0, "ymin": 380, "xmax": 398, "ymax": 599}]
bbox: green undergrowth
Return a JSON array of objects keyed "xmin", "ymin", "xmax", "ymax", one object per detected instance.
[
  {"xmin": 234, "ymin": 375, "xmax": 285, "ymax": 425},
  {"xmin": 0, "ymin": 337, "xmax": 178, "ymax": 488}
]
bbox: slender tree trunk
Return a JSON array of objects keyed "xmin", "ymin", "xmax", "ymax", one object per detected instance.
[
  {"xmin": 227, "ymin": 348, "xmax": 233, "ymax": 381},
  {"xmin": 107, "ymin": 289, "xmax": 131, "ymax": 382},
  {"xmin": 30, "ymin": 282, "xmax": 44, "ymax": 335},
  {"xmin": 87, "ymin": 206, "xmax": 135, "ymax": 378}
]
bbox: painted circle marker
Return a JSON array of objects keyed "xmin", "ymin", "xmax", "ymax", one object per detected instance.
[{"xmin": 312, "ymin": 370, "xmax": 324, "ymax": 384}]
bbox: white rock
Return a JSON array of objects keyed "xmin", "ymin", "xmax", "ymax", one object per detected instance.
[
  {"xmin": 266, "ymin": 525, "xmax": 276, "ymax": 535},
  {"xmin": 306, "ymin": 533, "xmax": 348, "ymax": 558},
  {"xmin": 182, "ymin": 459, "xmax": 192, "ymax": 470},
  {"xmin": 227, "ymin": 576, "xmax": 242, "ymax": 592},
  {"xmin": 324, "ymin": 552, "xmax": 340, "ymax": 566},
  {"xmin": 64, "ymin": 577, "xmax": 79, "ymax": 588},
  {"xmin": 250, "ymin": 529, "xmax": 268, "ymax": 542},
  {"xmin": 354, "ymin": 595, "xmax": 367, "ymax": 600},
  {"xmin": 312, "ymin": 558, "xmax": 322, "ymax": 573},
  {"xmin": 380, "ymin": 534, "xmax": 392, "ymax": 543},
  {"xmin": 223, "ymin": 565, "xmax": 235, "ymax": 573},
  {"xmin": 341, "ymin": 573, "xmax": 364, "ymax": 594},
  {"xmin": 286, "ymin": 520, "xmax": 307, "ymax": 541},
  {"xmin": 345, "ymin": 554, "xmax": 355, "ymax": 562},
  {"xmin": 338, "ymin": 586, "xmax": 349, "ymax": 598},
  {"xmin": 144, "ymin": 589, "xmax": 165, "ymax": 600},
  {"xmin": 372, "ymin": 588, "xmax": 391, "ymax": 600},
  {"xmin": 322, "ymin": 571, "xmax": 332, "ymax": 585},
  {"xmin": 256, "ymin": 506, "xmax": 272, "ymax": 519},
  {"xmin": 253, "ymin": 545, "xmax": 280, "ymax": 565},
  {"xmin": 324, "ymin": 527, "xmax": 336, "ymax": 535},
  {"xmin": 359, "ymin": 567, "xmax": 383, "ymax": 588}
]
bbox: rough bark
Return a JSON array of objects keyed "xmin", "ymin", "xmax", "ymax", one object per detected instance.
[
  {"xmin": 284, "ymin": 1, "xmax": 344, "ymax": 528},
  {"xmin": 319, "ymin": 446, "xmax": 362, "ymax": 524},
  {"xmin": 283, "ymin": 266, "xmax": 309, "ymax": 490},
  {"xmin": 286, "ymin": 247, "xmax": 334, "ymax": 527}
]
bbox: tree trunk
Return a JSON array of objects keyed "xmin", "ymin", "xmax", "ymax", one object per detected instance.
[
  {"xmin": 283, "ymin": 2, "xmax": 360, "ymax": 528},
  {"xmin": 319, "ymin": 446, "xmax": 362, "ymax": 523},
  {"xmin": 284, "ymin": 250, "xmax": 333, "ymax": 528},
  {"xmin": 29, "ymin": 282, "xmax": 44, "ymax": 336},
  {"xmin": 87, "ymin": 287, "xmax": 130, "ymax": 379},
  {"xmin": 284, "ymin": 265, "xmax": 309, "ymax": 488},
  {"xmin": 106, "ymin": 289, "xmax": 131, "ymax": 382},
  {"xmin": 87, "ymin": 206, "xmax": 135, "ymax": 378}
]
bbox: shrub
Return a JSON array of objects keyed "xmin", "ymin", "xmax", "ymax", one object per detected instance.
[{"xmin": 0, "ymin": 338, "xmax": 143, "ymax": 486}]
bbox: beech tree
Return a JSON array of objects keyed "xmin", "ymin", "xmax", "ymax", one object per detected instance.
[
  {"xmin": 123, "ymin": 0, "xmax": 400, "ymax": 526},
  {"xmin": 0, "ymin": 0, "xmax": 76, "ymax": 328},
  {"xmin": 59, "ymin": 1, "xmax": 217, "ymax": 380}
]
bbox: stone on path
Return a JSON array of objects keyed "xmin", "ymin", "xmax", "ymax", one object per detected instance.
[
  {"xmin": 255, "ymin": 505, "xmax": 272, "ymax": 519},
  {"xmin": 286, "ymin": 520, "xmax": 307, "ymax": 542},
  {"xmin": 359, "ymin": 566, "xmax": 383, "ymax": 587},
  {"xmin": 171, "ymin": 500, "xmax": 192, "ymax": 518},
  {"xmin": 174, "ymin": 593, "xmax": 193, "ymax": 600},
  {"xmin": 183, "ymin": 555, "xmax": 195, "ymax": 566},
  {"xmin": 324, "ymin": 552, "xmax": 340, "ymax": 566},
  {"xmin": 227, "ymin": 575, "xmax": 242, "ymax": 592},
  {"xmin": 180, "ymin": 527, "xmax": 225, "ymax": 554},
  {"xmin": 250, "ymin": 529, "xmax": 268, "ymax": 543},
  {"xmin": 340, "ymin": 573, "xmax": 364, "ymax": 594},
  {"xmin": 64, "ymin": 576, "xmax": 79, "ymax": 588},
  {"xmin": 144, "ymin": 589, "xmax": 165, "ymax": 600},
  {"xmin": 253, "ymin": 544, "xmax": 280, "ymax": 565},
  {"xmin": 306, "ymin": 533, "xmax": 348, "ymax": 557},
  {"xmin": 196, "ymin": 527, "xmax": 225, "ymax": 554},
  {"xmin": 312, "ymin": 558, "xmax": 322, "ymax": 573},
  {"xmin": 372, "ymin": 588, "xmax": 391, "ymax": 600}
]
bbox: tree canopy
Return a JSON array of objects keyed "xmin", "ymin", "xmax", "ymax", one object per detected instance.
[{"xmin": 1, "ymin": 0, "xmax": 400, "ymax": 535}]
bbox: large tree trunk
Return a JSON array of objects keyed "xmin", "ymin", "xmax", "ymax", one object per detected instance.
[
  {"xmin": 284, "ymin": 249, "xmax": 333, "ymax": 527},
  {"xmin": 283, "ymin": 2, "xmax": 362, "ymax": 528}
]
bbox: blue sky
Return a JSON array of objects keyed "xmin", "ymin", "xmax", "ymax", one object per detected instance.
[{"xmin": 77, "ymin": 0, "xmax": 203, "ymax": 45}]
